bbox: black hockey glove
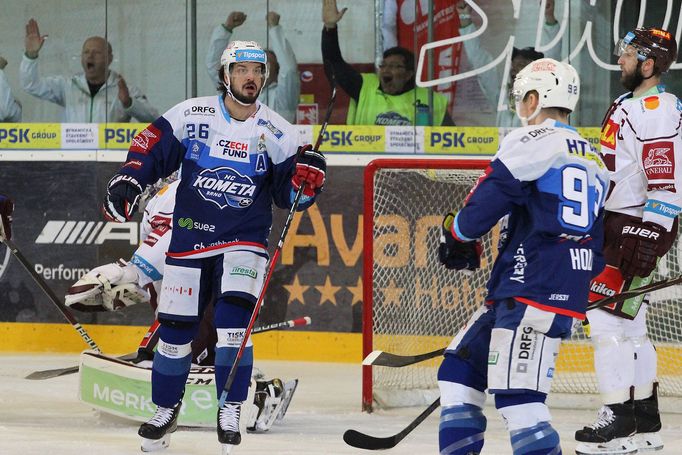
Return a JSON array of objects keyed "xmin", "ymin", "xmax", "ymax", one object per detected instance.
[
  {"xmin": 103, "ymin": 174, "xmax": 143, "ymax": 222},
  {"xmin": 619, "ymin": 220, "xmax": 664, "ymax": 279},
  {"xmin": 0, "ymin": 193, "xmax": 14, "ymax": 241},
  {"xmin": 291, "ymin": 144, "xmax": 326, "ymax": 197},
  {"xmin": 438, "ymin": 212, "xmax": 481, "ymax": 271}
]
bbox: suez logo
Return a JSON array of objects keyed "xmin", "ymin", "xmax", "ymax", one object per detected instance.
[
  {"xmin": 35, "ymin": 220, "xmax": 139, "ymax": 245},
  {"xmin": 177, "ymin": 217, "xmax": 216, "ymax": 232}
]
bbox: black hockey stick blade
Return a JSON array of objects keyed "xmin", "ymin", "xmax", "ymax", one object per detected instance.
[
  {"xmin": 343, "ymin": 398, "xmax": 440, "ymax": 450},
  {"xmin": 24, "ymin": 351, "xmax": 139, "ymax": 380},
  {"xmin": 587, "ymin": 274, "xmax": 682, "ymax": 311},
  {"xmin": 362, "ymin": 347, "xmax": 445, "ymax": 367}
]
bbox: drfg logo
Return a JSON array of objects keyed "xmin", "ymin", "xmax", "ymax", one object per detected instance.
[{"xmin": 36, "ymin": 221, "xmax": 139, "ymax": 245}]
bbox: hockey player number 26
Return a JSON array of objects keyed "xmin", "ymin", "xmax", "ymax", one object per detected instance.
[{"xmin": 560, "ymin": 165, "xmax": 604, "ymax": 230}]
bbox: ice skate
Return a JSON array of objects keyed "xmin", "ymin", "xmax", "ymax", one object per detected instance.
[
  {"xmin": 575, "ymin": 403, "xmax": 637, "ymax": 454},
  {"xmin": 218, "ymin": 402, "xmax": 242, "ymax": 454},
  {"xmin": 632, "ymin": 384, "xmax": 663, "ymax": 452},
  {"xmin": 138, "ymin": 401, "xmax": 181, "ymax": 452}
]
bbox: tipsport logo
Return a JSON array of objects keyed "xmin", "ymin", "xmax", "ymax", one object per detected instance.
[
  {"xmin": 235, "ymin": 50, "xmax": 266, "ymax": 63},
  {"xmin": 191, "ymin": 167, "xmax": 256, "ymax": 210}
]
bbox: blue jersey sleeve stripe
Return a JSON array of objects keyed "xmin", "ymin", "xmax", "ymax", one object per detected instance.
[{"xmin": 452, "ymin": 213, "xmax": 476, "ymax": 242}]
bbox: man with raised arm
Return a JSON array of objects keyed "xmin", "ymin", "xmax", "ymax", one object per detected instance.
[
  {"xmin": 206, "ymin": 11, "xmax": 300, "ymax": 124},
  {"xmin": 437, "ymin": 58, "xmax": 609, "ymax": 454},
  {"xmin": 0, "ymin": 57, "xmax": 22, "ymax": 122},
  {"xmin": 322, "ymin": 0, "xmax": 453, "ymax": 126},
  {"xmin": 20, "ymin": 18, "xmax": 157, "ymax": 122},
  {"xmin": 101, "ymin": 40, "xmax": 324, "ymax": 453},
  {"xmin": 575, "ymin": 27, "xmax": 681, "ymax": 455}
]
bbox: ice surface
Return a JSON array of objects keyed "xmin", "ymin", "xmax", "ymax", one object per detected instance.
[{"xmin": 1, "ymin": 354, "xmax": 681, "ymax": 454}]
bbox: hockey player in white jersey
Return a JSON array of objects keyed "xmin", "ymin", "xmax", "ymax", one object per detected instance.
[
  {"xmin": 575, "ymin": 27, "xmax": 681, "ymax": 455},
  {"xmin": 437, "ymin": 59, "xmax": 609, "ymax": 454},
  {"xmin": 100, "ymin": 40, "xmax": 325, "ymax": 453}
]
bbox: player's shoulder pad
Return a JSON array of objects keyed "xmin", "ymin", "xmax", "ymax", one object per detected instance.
[
  {"xmin": 626, "ymin": 92, "xmax": 682, "ymax": 136},
  {"xmin": 495, "ymin": 123, "xmax": 568, "ymax": 180}
]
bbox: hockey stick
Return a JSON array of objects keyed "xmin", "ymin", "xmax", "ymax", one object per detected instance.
[
  {"xmin": 363, "ymin": 347, "xmax": 445, "ymax": 368},
  {"xmin": 25, "ymin": 316, "xmax": 312, "ymax": 380},
  {"xmin": 218, "ymin": 84, "xmax": 337, "ymax": 407},
  {"xmin": 343, "ymin": 397, "xmax": 440, "ymax": 450},
  {"xmin": 586, "ymin": 274, "xmax": 682, "ymax": 311},
  {"xmin": 365, "ymin": 274, "xmax": 682, "ymax": 370},
  {"xmin": 0, "ymin": 236, "xmax": 101, "ymax": 352},
  {"xmin": 252, "ymin": 316, "xmax": 312, "ymax": 334}
]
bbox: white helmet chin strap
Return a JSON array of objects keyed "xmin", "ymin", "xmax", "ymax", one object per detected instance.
[{"xmin": 515, "ymin": 100, "xmax": 542, "ymax": 127}]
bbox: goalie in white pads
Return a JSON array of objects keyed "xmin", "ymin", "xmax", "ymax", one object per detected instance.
[
  {"xmin": 437, "ymin": 59, "xmax": 609, "ymax": 455},
  {"xmin": 66, "ymin": 178, "xmax": 299, "ymax": 438},
  {"xmin": 575, "ymin": 27, "xmax": 681, "ymax": 455}
]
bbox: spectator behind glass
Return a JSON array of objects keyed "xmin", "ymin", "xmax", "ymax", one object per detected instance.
[
  {"xmin": 205, "ymin": 11, "xmax": 300, "ymax": 124},
  {"xmin": 322, "ymin": 0, "xmax": 453, "ymax": 126},
  {"xmin": 456, "ymin": 0, "xmax": 561, "ymax": 127},
  {"xmin": 0, "ymin": 56, "xmax": 22, "ymax": 122},
  {"xmin": 20, "ymin": 18, "xmax": 158, "ymax": 123}
]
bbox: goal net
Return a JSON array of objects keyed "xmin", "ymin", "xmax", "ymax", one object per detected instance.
[{"xmin": 362, "ymin": 158, "xmax": 682, "ymax": 412}]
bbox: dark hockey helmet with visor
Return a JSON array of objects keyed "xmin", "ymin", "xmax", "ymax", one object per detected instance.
[{"xmin": 615, "ymin": 27, "xmax": 678, "ymax": 74}]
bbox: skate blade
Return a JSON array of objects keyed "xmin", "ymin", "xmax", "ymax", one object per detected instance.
[
  {"xmin": 221, "ymin": 443, "xmax": 236, "ymax": 454},
  {"xmin": 631, "ymin": 433, "xmax": 664, "ymax": 452},
  {"xmin": 141, "ymin": 434, "xmax": 171, "ymax": 452},
  {"xmin": 575, "ymin": 437, "xmax": 637, "ymax": 455}
]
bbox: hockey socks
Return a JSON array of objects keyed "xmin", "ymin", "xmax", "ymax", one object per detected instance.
[
  {"xmin": 215, "ymin": 341, "xmax": 253, "ymax": 402},
  {"xmin": 438, "ymin": 403, "xmax": 486, "ymax": 454},
  {"xmin": 150, "ymin": 322, "xmax": 197, "ymax": 407},
  {"xmin": 509, "ymin": 422, "xmax": 561, "ymax": 455}
]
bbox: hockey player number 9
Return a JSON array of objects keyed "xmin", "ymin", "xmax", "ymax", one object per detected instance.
[{"xmin": 560, "ymin": 165, "xmax": 605, "ymax": 230}]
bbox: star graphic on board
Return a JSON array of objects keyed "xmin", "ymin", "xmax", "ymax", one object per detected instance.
[
  {"xmin": 347, "ymin": 276, "xmax": 363, "ymax": 306},
  {"xmin": 378, "ymin": 278, "xmax": 404, "ymax": 307},
  {"xmin": 283, "ymin": 274, "xmax": 309, "ymax": 305},
  {"xmin": 315, "ymin": 275, "xmax": 342, "ymax": 306}
]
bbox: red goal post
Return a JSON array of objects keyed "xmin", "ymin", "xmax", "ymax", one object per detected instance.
[{"xmin": 361, "ymin": 157, "xmax": 682, "ymax": 413}]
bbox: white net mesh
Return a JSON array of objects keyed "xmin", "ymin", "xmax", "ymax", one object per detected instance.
[{"xmin": 365, "ymin": 161, "xmax": 682, "ymax": 410}]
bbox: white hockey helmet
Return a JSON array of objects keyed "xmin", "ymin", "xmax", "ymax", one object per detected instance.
[
  {"xmin": 512, "ymin": 58, "xmax": 580, "ymax": 126},
  {"xmin": 220, "ymin": 40, "xmax": 268, "ymax": 104}
]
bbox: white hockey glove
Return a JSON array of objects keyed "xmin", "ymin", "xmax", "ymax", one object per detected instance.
[{"xmin": 65, "ymin": 259, "xmax": 150, "ymax": 312}]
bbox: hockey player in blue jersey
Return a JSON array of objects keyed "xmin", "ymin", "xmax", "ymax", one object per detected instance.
[
  {"xmin": 436, "ymin": 58, "xmax": 610, "ymax": 455},
  {"xmin": 102, "ymin": 40, "xmax": 325, "ymax": 453}
]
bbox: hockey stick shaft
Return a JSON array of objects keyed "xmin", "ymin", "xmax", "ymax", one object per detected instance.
[
  {"xmin": 218, "ymin": 85, "xmax": 337, "ymax": 407},
  {"xmin": 587, "ymin": 273, "xmax": 682, "ymax": 311},
  {"xmin": 26, "ymin": 317, "xmax": 312, "ymax": 380},
  {"xmin": 343, "ymin": 397, "xmax": 440, "ymax": 450},
  {"xmin": 252, "ymin": 316, "xmax": 312, "ymax": 334},
  {"xmin": 0, "ymin": 236, "xmax": 101, "ymax": 352},
  {"xmin": 363, "ymin": 347, "xmax": 445, "ymax": 367}
]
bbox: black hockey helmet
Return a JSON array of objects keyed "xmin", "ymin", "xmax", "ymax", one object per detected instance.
[{"xmin": 616, "ymin": 27, "xmax": 678, "ymax": 74}]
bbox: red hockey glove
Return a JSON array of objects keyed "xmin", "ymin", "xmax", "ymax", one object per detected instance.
[
  {"xmin": 291, "ymin": 144, "xmax": 326, "ymax": 197},
  {"xmin": 619, "ymin": 220, "xmax": 664, "ymax": 278},
  {"xmin": 438, "ymin": 212, "xmax": 481, "ymax": 271},
  {"xmin": 0, "ymin": 194, "xmax": 14, "ymax": 241},
  {"xmin": 103, "ymin": 174, "xmax": 143, "ymax": 222}
]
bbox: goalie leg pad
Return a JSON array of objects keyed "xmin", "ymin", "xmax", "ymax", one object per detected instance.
[{"xmin": 65, "ymin": 259, "xmax": 149, "ymax": 311}]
